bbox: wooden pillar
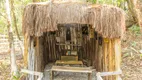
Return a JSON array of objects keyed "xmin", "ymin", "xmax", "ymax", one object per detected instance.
[
  {"xmin": 24, "ymin": 33, "xmax": 29, "ymax": 68},
  {"xmin": 114, "ymin": 39, "xmax": 121, "ymax": 80},
  {"xmin": 95, "ymin": 37, "xmax": 99, "ymax": 69},
  {"xmin": 101, "ymin": 38, "xmax": 121, "ymax": 80},
  {"xmin": 28, "ymin": 37, "xmax": 35, "ymax": 80},
  {"xmin": 35, "ymin": 36, "xmax": 44, "ymax": 72},
  {"xmin": 103, "ymin": 38, "xmax": 109, "ymax": 80},
  {"xmin": 97, "ymin": 45, "xmax": 102, "ymax": 71}
]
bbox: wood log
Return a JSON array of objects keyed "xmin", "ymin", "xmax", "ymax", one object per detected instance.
[
  {"xmin": 101, "ymin": 38, "xmax": 121, "ymax": 80},
  {"xmin": 24, "ymin": 33, "xmax": 29, "ymax": 68},
  {"xmin": 114, "ymin": 39, "xmax": 121, "ymax": 80},
  {"xmin": 108, "ymin": 39, "xmax": 112, "ymax": 80}
]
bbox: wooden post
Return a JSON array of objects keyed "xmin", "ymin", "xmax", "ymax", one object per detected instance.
[
  {"xmin": 95, "ymin": 36, "xmax": 98, "ymax": 69},
  {"xmin": 114, "ymin": 39, "xmax": 121, "ymax": 80},
  {"xmin": 101, "ymin": 38, "xmax": 121, "ymax": 80},
  {"xmin": 35, "ymin": 37, "xmax": 44, "ymax": 72},
  {"xmin": 88, "ymin": 73, "xmax": 92, "ymax": 80},
  {"xmin": 50, "ymin": 71, "xmax": 54, "ymax": 80},
  {"xmin": 28, "ymin": 37, "xmax": 35, "ymax": 80},
  {"xmin": 24, "ymin": 33, "xmax": 29, "ymax": 68},
  {"xmin": 98, "ymin": 45, "xmax": 102, "ymax": 71},
  {"xmin": 108, "ymin": 39, "xmax": 112, "ymax": 80}
]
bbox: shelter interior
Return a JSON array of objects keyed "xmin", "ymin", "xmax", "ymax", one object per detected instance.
[{"xmin": 35, "ymin": 23, "xmax": 104, "ymax": 71}]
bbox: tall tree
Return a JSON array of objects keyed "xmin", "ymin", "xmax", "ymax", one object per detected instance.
[{"xmin": 5, "ymin": 0, "xmax": 18, "ymax": 79}]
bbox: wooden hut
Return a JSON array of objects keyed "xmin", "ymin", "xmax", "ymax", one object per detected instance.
[{"xmin": 23, "ymin": 1, "xmax": 125, "ymax": 80}]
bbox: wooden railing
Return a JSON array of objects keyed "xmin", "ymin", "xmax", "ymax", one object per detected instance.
[
  {"xmin": 0, "ymin": 35, "xmax": 24, "ymax": 53},
  {"xmin": 21, "ymin": 69, "xmax": 43, "ymax": 80},
  {"xmin": 96, "ymin": 70, "xmax": 122, "ymax": 80}
]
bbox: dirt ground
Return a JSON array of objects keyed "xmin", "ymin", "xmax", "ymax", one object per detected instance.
[
  {"xmin": 121, "ymin": 30, "xmax": 142, "ymax": 80},
  {"xmin": 0, "ymin": 30, "xmax": 142, "ymax": 80}
]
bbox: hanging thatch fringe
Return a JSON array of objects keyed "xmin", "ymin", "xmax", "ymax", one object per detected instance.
[
  {"xmin": 89, "ymin": 5, "xmax": 125, "ymax": 38},
  {"xmin": 22, "ymin": 2, "xmax": 125, "ymax": 38}
]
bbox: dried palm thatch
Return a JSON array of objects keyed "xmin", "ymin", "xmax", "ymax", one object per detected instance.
[
  {"xmin": 89, "ymin": 5, "xmax": 125, "ymax": 38},
  {"xmin": 22, "ymin": 1, "xmax": 125, "ymax": 38}
]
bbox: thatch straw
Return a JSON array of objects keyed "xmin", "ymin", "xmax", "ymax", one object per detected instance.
[
  {"xmin": 89, "ymin": 5, "xmax": 125, "ymax": 38},
  {"xmin": 22, "ymin": 1, "xmax": 125, "ymax": 38}
]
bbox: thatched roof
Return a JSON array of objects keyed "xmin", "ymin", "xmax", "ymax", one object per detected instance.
[{"xmin": 22, "ymin": 1, "xmax": 125, "ymax": 38}]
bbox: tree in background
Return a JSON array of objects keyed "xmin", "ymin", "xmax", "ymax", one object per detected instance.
[
  {"xmin": 5, "ymin": 0, "xmax": 19, "ymax": 79},
  {"xmin": 10, "ymin": 0, "xmax": 21, "ymax": 40},
  {"xmin": 126, "ymin": 0, "xmax": 141, "ymax": 27}
]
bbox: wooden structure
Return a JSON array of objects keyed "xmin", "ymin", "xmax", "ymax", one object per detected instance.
[
  {"xmin": 50, "ymin": 66, "xmax": 94, "ymax": 80},
  {"xmin": 23, "ymin": 1, "xmax": 125, "ymax": 80}
]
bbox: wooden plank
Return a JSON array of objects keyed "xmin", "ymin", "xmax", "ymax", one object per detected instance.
[
  {"xmin": 96, "ymin": 70, "xmax": 122, "ymax": 80},
  {"xmin": 61, "ymin": 56, "xmax": 78, "ymax": 61},
  {"xmin": 51, "ymin": 66, "xmax": 93, "ymax": 73},
  {"xmin": 21, "ymin": 69, "xmax": 43, "ymax": 80},
  {"xmin": 56, "ymin": 43, "xmax": 81, "ymax": 46},
  {"xmin": 55, "ymin": 60, "xmax": 83, "ymax": 65},
  {"xmin": 98, "ymin": 70, "xmax": 122, "ymax": 76},
  {"xmin": 21, "ymin": 69, "xmax": 43, "ymax": 77}
]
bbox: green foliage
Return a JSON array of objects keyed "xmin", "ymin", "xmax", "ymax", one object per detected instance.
[
  {"xmin": 0, "ymin": 0, "xmax": 32, "ymax": 35},
  {"xmin": 11, "ymin": 71, "xmax": 20, "ymax": 80},
  {"xmin": 97, "ymin": 0, "xmax": 124, "ymax": 5},
  {"xmin": 128, "ymin": 25, "xmax": 141, "ymax": 36},
  {"xmin": 131, "ymin": 41, "xmax": 137, "ymax": 47},
  {"xmin": 89, "ymin": 0, "xmax": 126, "ymax": 8},
  {"xmin": 0, "ymin": 0, "xmax": 7, "ymax": 34}
]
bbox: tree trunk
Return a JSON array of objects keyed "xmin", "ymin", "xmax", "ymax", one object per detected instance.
[
  {"xmin": 10, "ymin": 0, "xmax": 21, "ymax": 40},
  {"xmin": 126, "ymin": 0, "xmax": 141, "ymax": 27},
  {"xmin": 10, "ymin": 0, "xmax": 24, "ymax": 56},
  {"xmin": 5, "ymin": 0, "xmax": 18, "ymax": 79}
]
